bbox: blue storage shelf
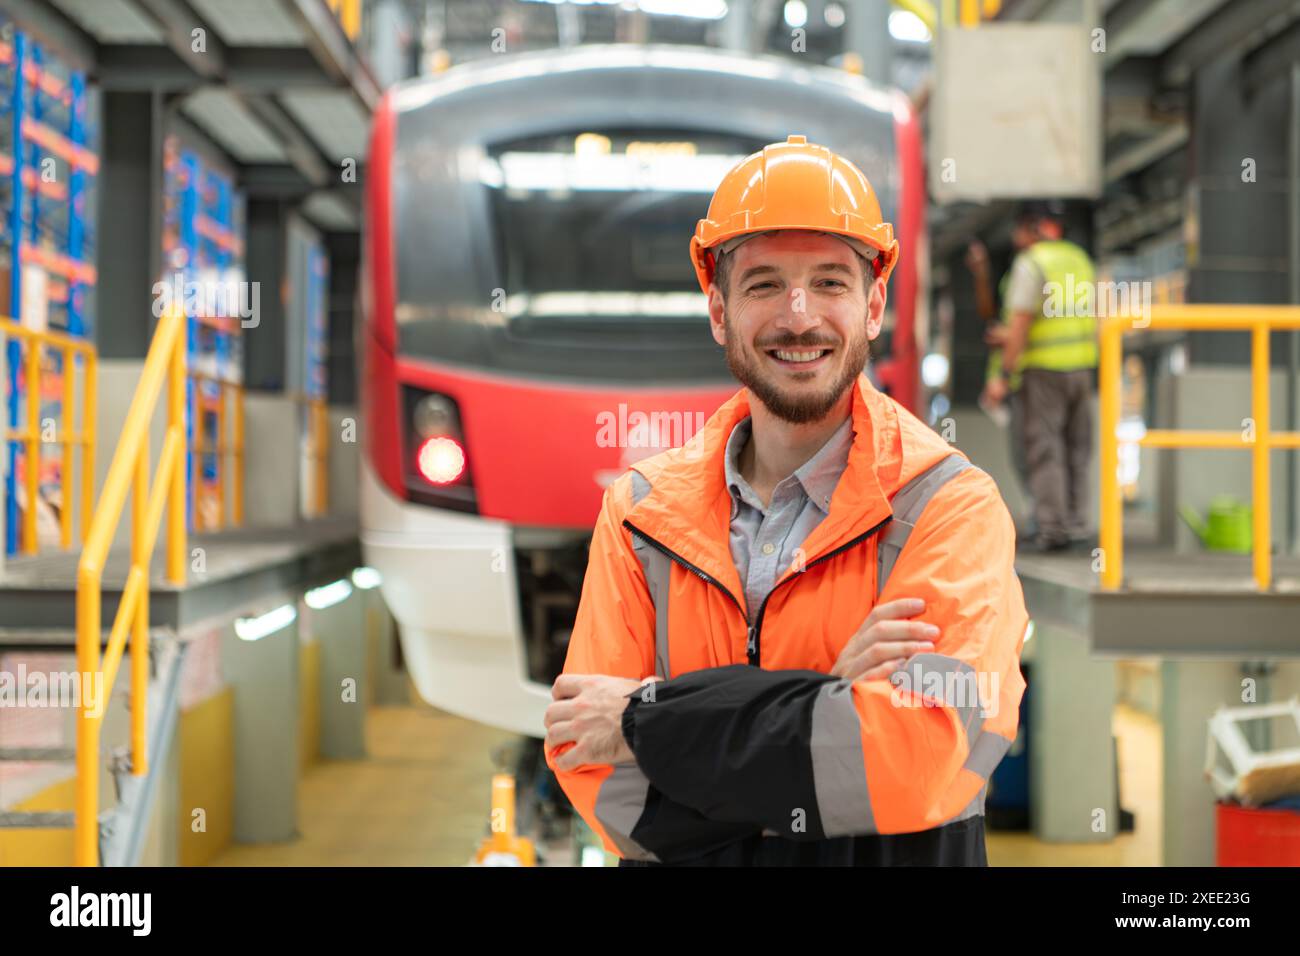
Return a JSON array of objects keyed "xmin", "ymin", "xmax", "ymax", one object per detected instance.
[
  {"xmin": 1, "ymin": 19, "xmax": 97, "ymax": 556},
  {"xmin": 161, "ymin": 133, "xmax": 246, "ymax": 531}
]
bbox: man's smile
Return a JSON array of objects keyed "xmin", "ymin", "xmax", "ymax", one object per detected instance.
[{"xmin": 764, "ymin": 346, "xmax": 835, "ymax": 372}]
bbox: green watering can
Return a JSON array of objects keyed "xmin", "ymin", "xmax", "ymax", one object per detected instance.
[{"xmin": 1179, "ymin": 497, "xmax": 1253, "ymax": 554}]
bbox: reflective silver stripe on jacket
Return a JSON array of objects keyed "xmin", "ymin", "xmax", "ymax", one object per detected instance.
[
  {"xmin": 810, "ymin": 680, "xmax": 876, "ymax": 837},
  {"xmin": 629, "ymin": 471, "xmax": 671, "ymax": 678},
  {"xmin": 593, "ymin": 762, "xmax": 661, "ymax": 862},
  {"xmin": 875, "ymin": 454, "xmax": 971, "ymax": 596},
  {"xmin": 582, "ymin": 472, "xmax": 671, "ymax": 862}
]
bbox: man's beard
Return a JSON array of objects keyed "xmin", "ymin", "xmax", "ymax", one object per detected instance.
[{"xmin": 723, "ymin": 312, "xmax": 869, "ymax": 424}]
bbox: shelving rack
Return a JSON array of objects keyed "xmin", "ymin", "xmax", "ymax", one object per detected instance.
[
  {"xmin": 0, "ymin": 20, "xmax": 97, "ymax": 557},
  {"xmin": 303, "ymin": 239, "xmax": 329, "ymax": 518},
  {"xmin": 161, "ymin": 134, "xmax": 246, "ymax": 532}
]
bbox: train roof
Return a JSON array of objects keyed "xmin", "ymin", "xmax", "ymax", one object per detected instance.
[{"xmin": 388, "ymin": 43, "xmax": 902, "ymax": 123}]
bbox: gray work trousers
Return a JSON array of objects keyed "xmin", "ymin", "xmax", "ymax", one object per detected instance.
[
  {"xmin": 1021, "ymin": 368, "xmax": 1093, "ymax": 543},
  {"xmin": 1007, "ymin": 387, "xmax": 1029, "ymax": 493}
]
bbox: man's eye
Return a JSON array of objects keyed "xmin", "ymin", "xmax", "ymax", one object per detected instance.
[
  {"xmin": 748, "ymin": 282, "xmax": 776, "ymax": 291},
  {"xmin": 818, "ymin": 279, "xmax": 845, "ymax": 288}
]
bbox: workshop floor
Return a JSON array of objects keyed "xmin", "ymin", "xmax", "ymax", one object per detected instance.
[{"xmin": 208, "ymin": 700, "xmax": 517, "ymax": 867}]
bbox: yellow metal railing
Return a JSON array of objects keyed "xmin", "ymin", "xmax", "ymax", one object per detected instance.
[
  {"xmin": 326, "ymin": 0, "xmax": 363, "ymax": 40},
  {"xmin": 304, "ymin": 396, "xmax": 329, "ymax": 518},
  {"xmin": 190, "ymin": 370, "xmax": 245, "ymax": 530},
  {"xmin": 935, "ymin": 0, "xmax": 999, "ymax": 29},
  {"xmin": 74, "ymin": 305, "xmax": 187, "ymax": 866},
  {"xmin": 1099, "ymin": 305, "xmax": 1300, "ymax": 592},
  {"xmin": 0, "ymin": 318, "xmax": 96, "ymax": 554}
]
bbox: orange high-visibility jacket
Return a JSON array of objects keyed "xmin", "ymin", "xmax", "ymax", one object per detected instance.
[{"xmin": 546, "ymin": 374, "xmax": 1028, "ymax": 865}]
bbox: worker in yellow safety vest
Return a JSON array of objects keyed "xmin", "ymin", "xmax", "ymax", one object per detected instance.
[{"xmin": 983, "ymin": 200, "xmax": 1097, "ymax": 552}]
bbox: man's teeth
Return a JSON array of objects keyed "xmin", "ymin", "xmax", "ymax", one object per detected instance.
[{"xmin": 774, "ymin": 349, "xmax": 827, "ymax": 362}]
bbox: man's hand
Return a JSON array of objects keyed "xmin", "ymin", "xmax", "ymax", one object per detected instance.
[
  {"xmin": 545, "ymin": 674, "xmax": 658, "ymax": 771},
  {"xmin": 983, "ymin": 324, "xmax": 1009, "ymax": 348},
  {"xmin": 830, "ymin": 598, "xmax": 939, "ymax": 682},
  {"xmin": 981, "ymin": 376, "xmax": 1009, "ymax": 408}
]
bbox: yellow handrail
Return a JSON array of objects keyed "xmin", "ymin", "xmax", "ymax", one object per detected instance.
[
  {"xmin": 303, "ymin": 395, "xmax": 329, "ymax": 518},
  {"xmin": 0, "ymin": 318, "xmax": 96, "ymax": 554},
  {"xmin": 314, "ymin": 398, "xmax": 328, "ymax": 517},
  {"xmin": 930, "ymin": 0, "xmax": 1001, "ymax": 29},
  {"xmin": 326, "ymin": 0, "xmax": 363, "ymax": 40},
  {"xmin": 1099, "ymin": 305, "xmax": 1300, "ymax": 592},
  {"xmin": 74, "ymin": 304, "xmax": 187, "ymax": 866}
]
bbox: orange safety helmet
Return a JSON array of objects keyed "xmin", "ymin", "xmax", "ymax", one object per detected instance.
[{"xmin": 690, "ymin": 134, "xmax": 900, "ymax": 295}]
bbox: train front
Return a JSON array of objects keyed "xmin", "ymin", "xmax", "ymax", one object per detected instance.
[{"xmin": 359, "ymin": 46, "xmax": 913, "ymax": 736}]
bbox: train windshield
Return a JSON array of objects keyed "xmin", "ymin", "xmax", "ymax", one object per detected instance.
[
  {"xmin": 399, "ymin": 128, "xmax": 769, "ymax": 383},
  {"xmin": 487, "ymin": 129, "xmax": 751, "ymax": 298}
]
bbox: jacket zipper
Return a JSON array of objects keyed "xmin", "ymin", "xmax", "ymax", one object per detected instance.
[
  {"xmin": 624, "ymin": 515, "xmax": 892, "ymax": 667},
  {"xmin": 623, "ymin": 520, "xmax": 746, "ymax": 616}
]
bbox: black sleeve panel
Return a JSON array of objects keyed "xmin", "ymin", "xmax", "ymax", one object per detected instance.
[{"xmin": 625, "ymin": 665, "xmax": 839, "ymax": 841}]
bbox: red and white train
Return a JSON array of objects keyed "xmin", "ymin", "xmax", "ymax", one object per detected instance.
[{"xmin": 360, "ymin": 45, "xmax": 927, "ymax": 736}]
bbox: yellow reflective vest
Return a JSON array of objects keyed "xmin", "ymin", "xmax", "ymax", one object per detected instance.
[{"xmin": 1021, "ymin": 239, "xmax": 1098, "ymax": 371}]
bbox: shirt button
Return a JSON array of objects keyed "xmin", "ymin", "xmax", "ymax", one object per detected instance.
[{"xmin": 761, "ymin": 543, "xmax": 775, "ymax": 556}]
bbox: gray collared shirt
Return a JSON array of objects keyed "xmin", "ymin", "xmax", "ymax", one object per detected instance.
[{"xmin": 723, "ymin": 414, "xmax": 856, "ymax": 622}]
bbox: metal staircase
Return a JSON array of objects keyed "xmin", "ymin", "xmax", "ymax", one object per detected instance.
[{"xmin": 0, "ymin": 625, "xmax": 187, "ymax": 864}]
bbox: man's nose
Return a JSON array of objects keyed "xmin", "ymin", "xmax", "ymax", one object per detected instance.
[{"xmin": 773, "ymin": 286, "xmax": 822, "ymax": 334}]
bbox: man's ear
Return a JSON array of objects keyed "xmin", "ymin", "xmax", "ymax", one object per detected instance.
[
  {"xmin": 708, "ymin": 284, "xmax": 727, "ymax": 347},
  {"xmin": 865, "ymin": 277, "xmax": 887, "ymax": 340}
]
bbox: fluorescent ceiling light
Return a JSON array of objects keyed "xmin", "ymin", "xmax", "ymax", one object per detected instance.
[
  {"xmin": 503, "ymin": 292, "xmax": 708, "ymax": 318},
  {"xmin": 351, "ymin": 567, "xmax": 383, "ymax": 590},
  {"xmin": 519, "ymin": 0, "xmax": 726, "ymax": 19},
  {"xmin": 483, "ymin": 152, "xmax": 747, "ymax": 193},
  {"xmin": 235, "ymin": 604, "xmax": 297, "ymax": 642},
  {"xmin": 305, "ymin": 579, "xmax": 354, "ymax": 610},
  {"xmin": 638, "ymin": 0, "xmax": 726, "ymax": 18},
  {"xmin": 889, "ymin": 9, "xmax": 931, "ymax": 43}
]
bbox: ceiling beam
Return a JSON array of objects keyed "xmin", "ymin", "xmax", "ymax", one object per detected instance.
[
  {"xmin": 286, "ymin": 0, "xmax": 380, "ymax": 112},
  {"xmin": 1161, "ymin": 0, "xmax": 1300, "ymax": 87},
  {"xmin": 1242, "ymin": 14, "xmax": 1300, "ymax": 96},
  {"xmin": 1103, "ymin": 0, "xmax": 1228, "ymax": 73},
  {"xmin": 97, "ymin": 43, "xmax": 336, "ymax": 92},
  {"xmin": 133, "ymin": 0, "xmax": 225, "ymax": 79},
  {"xmin": 240, "ymin": 163, "xmax": 317, "ymax": 198},
  {"xmin": 234, "ymin": 92, "xmax": 332, "ymax": 189},
  {"xmin": 0, "ymin": 0, "xmax": 97, "ymax": 67},
  {"xmin": 1104, "ymin": 121, "xmax": 1188, "ymax": 184},
  {"xmin": 97, "ymin": 44, "xmax": 195, "ymax": 89},
  {"xmin": 226, "ymin": 47, "xmax": 333, "ymax": 90}
]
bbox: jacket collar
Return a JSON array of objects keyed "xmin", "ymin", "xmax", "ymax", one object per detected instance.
[{"xmin": 626, "ymin": 373, "xmax": 898, "ymax": 601}]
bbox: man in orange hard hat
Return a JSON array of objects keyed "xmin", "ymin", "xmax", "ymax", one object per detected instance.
[{"xmin": 544, "ymin": 136, "xmax": 1027, "ymax": 866}]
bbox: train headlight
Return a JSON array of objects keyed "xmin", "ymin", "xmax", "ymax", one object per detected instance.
[
  {"xmin": 414, "ymin": 394, "xmax": 458, "ymax": 438},
  {"xmin": 416, "ymin": 436, "xmax": 467, "ymax": 485}
]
